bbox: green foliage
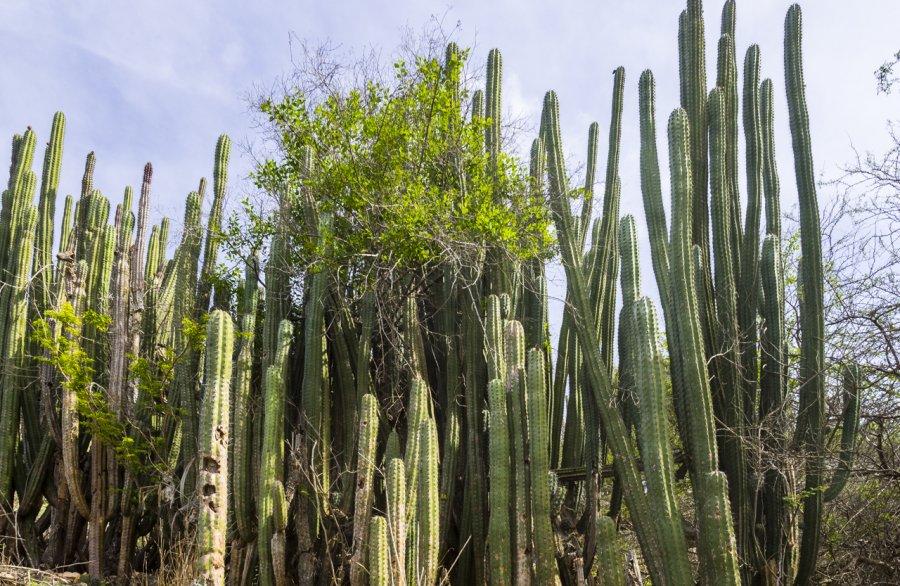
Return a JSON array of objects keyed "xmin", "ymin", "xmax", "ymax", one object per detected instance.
[
  {"xmin": 253, "ymin": 49, "xmax": 552, "ymax": 274},
  {"xmin": 32, "ymin": 303, "xmax": 144, "ymax": 472}
]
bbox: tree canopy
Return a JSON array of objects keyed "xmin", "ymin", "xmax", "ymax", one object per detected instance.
[{"xmin": 250, "ymin": 45, "xmax": 552, "ymax": 285}]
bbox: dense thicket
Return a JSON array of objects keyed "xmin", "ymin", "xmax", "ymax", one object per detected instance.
[{"xmin": 0, "ymin": 1, "xmax": 876, "ymax": 585}]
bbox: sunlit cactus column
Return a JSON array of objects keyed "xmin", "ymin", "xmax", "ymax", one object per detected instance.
[{"xmin": 195, "ymin": 310, "xmax": 234, "ymax": 585}]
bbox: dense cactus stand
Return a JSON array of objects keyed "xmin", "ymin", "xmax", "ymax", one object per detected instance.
[{"xmin": 0, "ymin": 2, "xmax": 861, "ymax": 585}]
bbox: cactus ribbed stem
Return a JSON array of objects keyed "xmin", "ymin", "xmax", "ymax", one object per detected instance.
[
  {"xmin": 526, "ymin": 349, "xmax": 556, "ymax": 585},
  {"xmin": 668, "ymin": 107, "xmax": 740, "ymax": 585},
  {"xmin": 416, "ymin": 418, "xmax": 439, "ymax": 586},
  {"xmin": 824, "ymin": 364, "xmax": 861, "ymax": 502},
  {"xmin": 350, "ymin": 394, "xmax": 380, "ymax": 586},
  {"xmin": 543, "ymin": 89, "xmax": 662, "ymax": 582},
  {"xmin": 258, "ymin": 321, "xmax": 292, "ymax": 586},
  {"xmin": 596, "ymin": 515, "xmax": 625, "ymax": 586},
  {"xmin": 385, "ymin": 457, "xmax": 407, "ymax": 586},
  {"xmin": 487, "ymin": 378, "xmax": 512, "ymax": 585},
  {"xmin": 631, "ymin": 297, "xmax": 692, "ymax": 583},
  {"xmin": 505, "ymin": 320, "xmax": 532, "ymax": 584},
  {"xmin": 369, "ymin": 515, "xmax": 391, "ymax": 586},
  {"xmin": 232, "ymin": 258, "xmax": 258, "ymax": 543},
  {"xmin": 405, "ymin": 376, "xmax": 429, "ymax": 529},
  {"xmin": 785, "ymin": 6, "xmax": 826, "ymax": 583},
  {"xmin": 172, "ymin": 190, "xmax": 203, "ymax": 493},
  {"xmin": 195, "ymin": 310, "xmax": 234, "ymax": 586},
  {"xmin": 197, "ymin": 135, "xmax": 230, "ymax": 313}
]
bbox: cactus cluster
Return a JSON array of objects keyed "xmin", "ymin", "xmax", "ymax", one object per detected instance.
[{"xmin": 0, "ymin": 2, "xmax": 860, "ymax": 585}]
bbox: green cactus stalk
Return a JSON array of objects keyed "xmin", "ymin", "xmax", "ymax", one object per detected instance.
[
  {"xmin": 416, "ymin": 417, "xmax": 439, "ymax": 585},
  {"xmin": 708, "ymin": 86, "xmax": 751, "ymax": 576},
  {"xmin": 105, "ymin": 188, "xmax": 134, "ymax": 520},
  {"xmin": 699, "ymin": 471, "xmax": 741, "ymax": 583},
  {"xmin": 300, "ymin": 241, "xmax": 329, "ymax": 522},
  {"xmin": 678, "ymin": 0, "xmax": 710, "ymax": 273},
  {"xmin": 525, "ymin": 348, "xmax": 556, "ymax": 585},
  {"xmin": 369, "ymin": 515, "xmax": 391, "ymax": 586},
  {"xmin": 484, "ymin": 295, "xmax": 505, "ymax": 384},
  {"xmin": 437, "ymin": 268, "xmax": 461, "ymax": 552},
  {"xmin": 543, "ymin": 89, "xmax": 663, "ymax": 582},
  {"xmin": 118, "ymin": 161, "xmax": 152, "ymax": 580},
  {"xmin": 595, "ymin": 515, "xmax": 625, "ymax": 586},
  {"xmin": 485, "ymin": 48, "xmax": 502, "ymax": 187},
  {"xmin": 271, "ymin": 480, "xmax": 288, "ymax": 586},
  {"xmin": 459, "ymin": 252, "xmax": 487, "ymax": 586},
  {"xmin": 785, "ymin": 6, "xmax": 827, "ymax": 584},
  {"xmin": 0, "ymin": 187, "xmax": 37, "ymax": 507},
  {"xmin": 617, "ymin": 215, "xmax": 641, "ymax": 441},
  {"xmin": 172, "ymin": 189, "xmax": 204, "ymax": 493},
  {"xmin": 258, "ymin": 320, "xmax": 292, "ymax": 586},
  {"xmin": 350, "ymin": 393, "xmax": 381, "ymax": 586},
  {"xmin": 667, "ymin": 107, "xmax": 740, "ymax": 585},
  {"xmin": 385, "ymin": 457, "xmax": 407, "ymax": 586},
  {"xmin": 716, "ymin": 4, "xmax": 744, "ymax": 276},
  {"xmin": 487, "ymin": 378, "xmax": 512, "ymax": 585},
  {"xmin": 631, "ymin": 297, "xmax": 692, "ymax": 584},
  {"xmin": 759, "ymin": 234, "xmax": 792, "ymax": 577},
  {"xmin": 760, "ymin": 79, "xmax": 781, "ymax": 239},
  {"xmin": 824, "ymin": 364, "xmax": 862, "ymax": 502},
  {"xmin": 504, "ymin": 320, "xmax": 532, "ymax": 584},
  {"xmin": 592, "ymin": 66, "xmax": 625, "ymax": 377},
  {"xmin": 195, "ymin": 309, "xmax": 234, "ymax": 586},
  {"xmin": 404, "ymin": 376, "xmax": 429, "ymax": 529},
  {"xmin": 31, "ymin": 111, "xmax": 65, "ymax": 331},
  {"xmin": 197, "ymin": 135, "xmax": 231, "ymax": 313},
  {"xmin": 232, "ymin": 258, "xmax": 259, "ymax": 544}
]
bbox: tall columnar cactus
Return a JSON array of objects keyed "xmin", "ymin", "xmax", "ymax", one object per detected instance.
[
  {"xmin": 195, "ymin": 310, "xmax": 234, "ymax": 586},
  {"xmin": 487, "ymin": 378, "xmax": 512, "ymax": 585},
  {"xmin": 299, "ymin": 246, "xmax": 330, "ymax": 522},
  {"xmin": 485, "ymin": 48, "xmax": 502, "ymax": 185},
  {"xmin": 385, "ymin": 457, "xmax": 407, "ymax": 586},
  {"xmin": 369, "ymin": 515, "xmax": 391, "ymax": 586},
  {"xmin": 678, "ymin": 0, "xmax": 711, "ymax": 281},
  {"xmin": 231, "ymin": 257, "xmax": 259, "ymax": 544},
  {"xmin": 824, "ymin": 364, "xmax": 862, "ymax": 502},
  {"xmin": 30, "ymin": 112, "xmax": 65, "ymax": 345},
  {"xmin": 404, "ymin": 375, "xmax": 430, "ymax": 585},
  {"xmin": 0, "ymin": 148, "xmax": 38, "ymax": 506},
  {"xmin": 259, "ymin": 320, "xmax": 292, "ymax": 586},
  {"xmin": 349, "ymin": 393, "xmax": 380, "ymax": 586},
  {"xmin": 416, "ymin": 417, "xmax": 439, "ymax": 586},
  {"xmin": 616, "ymin": 216, "xmax": 641, "ymax": 439},
  {"xmin": 785, "ymin": 6, "xmax": 826, "ymax": 584},
  {"xmin": 667, "ymin": 107, "xmax": 741, "ymax": 585},
  {"xmin": 543, "ymin": 88, "xmax": 663, "ymax": 582},
  {"xmin": 525, "ymin": 348, "xmax": 556, "ymax": 585},
  {"xmin": 631, "ymin": 298, "xmax": 692, "ymax": 584},
  {"xmin": 171, "ymin": 189, "xmax": 204, "ymax": 492},
  {"xmin": 595, "ymin": 515, "xmax": 625, "ymax": 586},
  {"xmin": 197, "ymin": 134, "xmax": 231, "ymax": 313},
  {"xmin": 504, "ymin": 320, "xmax": 532, "ymax": 584}
]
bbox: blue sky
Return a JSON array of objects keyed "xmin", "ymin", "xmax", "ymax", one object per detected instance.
[{"xmin": 0, "ymin": 0, "xmax": 897, "ymax": 316}]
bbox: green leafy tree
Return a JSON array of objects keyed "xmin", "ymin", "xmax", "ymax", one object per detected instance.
[{"xmin": 246, "ymin": 42, "xmax": 552, "ymax": 291}]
